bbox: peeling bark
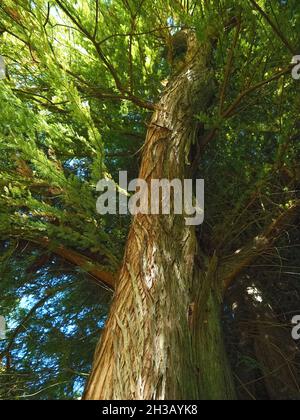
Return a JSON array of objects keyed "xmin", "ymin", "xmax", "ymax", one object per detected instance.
[{"xmin": 84, "ymin": 32, "xmax": 235, "ymax": 400}]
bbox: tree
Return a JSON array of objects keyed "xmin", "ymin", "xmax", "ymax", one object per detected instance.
[{"xmin": 0, "ymin": 0, "xmax": 299, "ymax": 400}]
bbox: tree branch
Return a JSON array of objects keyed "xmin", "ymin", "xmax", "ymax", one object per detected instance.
[
  {"xmin": 199, "ymin": 65, "xmax": 292, "ymax": 151},
  {"xmin": 249, "ymin": 0, "xmax": 296, "ymax": 55},
  {"xmin": 0, "ymin": 284, "xmax": 69, "ymax": 361},
  {"xmin": 54, "ymin": 0, "xmax": 154, "ymax": 111},
  {"xmin": 220, "ymin": 199, "xmax": 300, "ymax": 291},
  {"xmin": 222, "ymin": 65, "xmax": 292, "ymax": 119},
  {"xmin": 35, "ymin": 237, "xmax": 116, "ymax": 291},
  {"xmin": 219, "ymin": 17, "xmax": 241, "ymax": 114},
  {"xmin": 1, "ymin": 233, "xmax": 117, "ymax": 291}
]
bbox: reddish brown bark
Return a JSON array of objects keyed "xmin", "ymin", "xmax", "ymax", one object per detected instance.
[
  {"xmin": 35, "ymin": 237, "xmax": 116, "ymax": 290},
  {"xmin": 83, "ymin": 32, "xmax": 236, "ymax": 400}
]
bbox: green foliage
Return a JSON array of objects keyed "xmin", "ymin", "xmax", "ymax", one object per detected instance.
[{"xmin": 0, "ymin": 0, "xmax": 299, "ymax": 399}]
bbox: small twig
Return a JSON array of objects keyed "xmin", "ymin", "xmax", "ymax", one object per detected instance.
[{"xmin": 43, "ymin": 2, "xmax": 51, "ymax": 28}]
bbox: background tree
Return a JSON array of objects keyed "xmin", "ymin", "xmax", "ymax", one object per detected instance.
[{"xmin": 0, "ymin": 0, "xmax": 299, "ymax": 400}]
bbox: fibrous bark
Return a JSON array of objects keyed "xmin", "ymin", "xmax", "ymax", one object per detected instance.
[{"xmin": 84, "ymin": 31, "xmax": 235, "ymax": 400}]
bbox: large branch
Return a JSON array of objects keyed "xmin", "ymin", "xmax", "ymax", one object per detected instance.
[
  {"xmin": 35, "ymin": 237, "xmax": 116, "ymax": 291},
  {"xmin": 1, "ymin": 232, "xmax": 117, "ymax": 291},
  {"xmin": 220, "ymin": 199, "xmax": 300, "ymax": 291}
]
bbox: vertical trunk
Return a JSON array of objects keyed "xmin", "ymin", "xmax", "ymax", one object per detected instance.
[
  {"xmin": 192, "ymin": 257, "xmax": 237, "ymax": 400},
  {"xmin": 84, "ymin": 32, "xmax": 236, "ymax": 400},
  {"xmin": 195, "ymin": 292, "xmax": 237, "ymax": 400}
]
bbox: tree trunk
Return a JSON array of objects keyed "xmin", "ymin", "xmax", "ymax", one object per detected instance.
[
  {"xmin": 84, "ymin": 32, "xmax": 236, "ymax": 400},
  {"xmin": 191, "ymin": 256, "xmax": 236, "ymax": 400}
]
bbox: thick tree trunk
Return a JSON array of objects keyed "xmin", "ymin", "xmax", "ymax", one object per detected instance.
[{"xmin": 84, "ymin": 32, "xmax": 236, "ymax": 400}]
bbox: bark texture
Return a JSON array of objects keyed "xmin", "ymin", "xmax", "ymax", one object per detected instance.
[{"xmin": 84, "ymin": 32, "xmax": 235, "ymax": 400}]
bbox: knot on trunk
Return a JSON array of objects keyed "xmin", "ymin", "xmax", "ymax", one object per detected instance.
[{"xmin": 167, "ymin": 30, "xmax": 202, "ymax": 73}]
